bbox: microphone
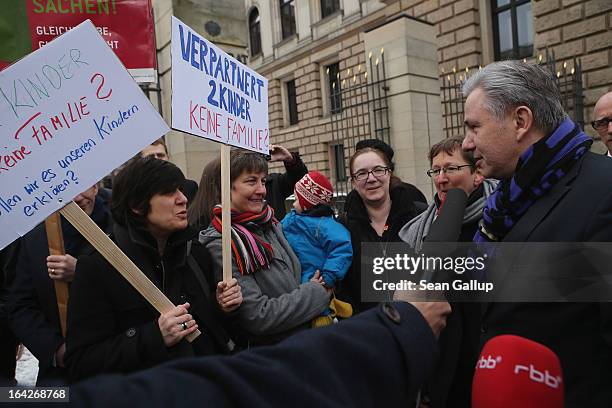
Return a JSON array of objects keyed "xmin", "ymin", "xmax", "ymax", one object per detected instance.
[
  {"xmin": 424, "ymin": 188, "xmax": 468, "ymax": 243},
  {"xmin": 472, "ymin": 335, "xmax": 564, "ymax": 408},
  {"xmin": 418, "ymin": 188, "xmax": 468, "ymax": 288}
]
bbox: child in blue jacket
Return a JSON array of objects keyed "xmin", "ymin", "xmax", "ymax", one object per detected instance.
[{"xmin": 281, "ymin": 171, "xmax": 353, "ymax": 325}]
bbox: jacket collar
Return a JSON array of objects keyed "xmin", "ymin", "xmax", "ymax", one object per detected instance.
[
  {"xmin": 481, "ymin": 153, "xmax": 585, "ymax": 317},
  {"xmin": 501, "ymin": 153, "xmax": 583, "ymax": 243},
  {"xmin": 301, "ymin": 204, "xmax": 335, "ymax": 217},
  {"xmin": 113, "ymin": 221, "xmax": 197, "ymax": 269},
  {"xmin": 345, "ymin": 184, "xmax": 417, "ymax": 225}
]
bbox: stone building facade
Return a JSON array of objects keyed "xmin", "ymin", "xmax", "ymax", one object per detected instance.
[
  {"xmin": 245, "ymin": 0, "xmax": 611, "ymax": 196},
  {"xmin": 149, "ymin": 0, "xmax": 611, "ymax": 188}
]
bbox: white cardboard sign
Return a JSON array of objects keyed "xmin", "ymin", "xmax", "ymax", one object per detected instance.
[
  {"xmin": 171, "ymin": 16, "xmax": 269, "ymax": 154},
  {"xmin": 0, "ymin": 20, "xmax": 169, "ymax": 250}
]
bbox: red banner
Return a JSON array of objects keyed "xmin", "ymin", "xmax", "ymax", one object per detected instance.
[{"xmin": 1, "ymin": 0, "xmax": 157, "ymax": 82}]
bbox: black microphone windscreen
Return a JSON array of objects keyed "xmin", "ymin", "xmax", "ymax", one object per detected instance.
[{"xmin": 425, "ymin": 188, "xmax": 468, "ymax": 243}]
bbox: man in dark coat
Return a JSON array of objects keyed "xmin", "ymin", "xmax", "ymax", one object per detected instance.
[
  {"xmin": 462, "ymin": 60, "xmax": 612, "ymax": 407},
  {"xmin": 67, "ymin": 300, "xmax": 450, "ymax": 407},
  {"xmin": 6, "ymin": 185, "xmax": 112, "ymax": 384},
  {"xmin": 265, "ymin": 144, "xmax": 308, "ymax": 220}
]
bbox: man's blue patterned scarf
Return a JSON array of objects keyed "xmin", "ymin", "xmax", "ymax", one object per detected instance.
[{"xmin": 474, "ymin": 118, "xmax": 592, "ymax": 243}]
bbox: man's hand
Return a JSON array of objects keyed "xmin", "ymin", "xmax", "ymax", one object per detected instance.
[
  {"xmin": 407, "ymin": 301, "xmax": 451, "ymax": 338},
  {"xmin": 216, "ymin": 278, "xmax": 243, "ymax": 313},
  {"xmin": 47, "ymin": 254, "xmax": 77, "ymax": 282},
  {"xmin": 269, "ymin": 145, "xmax": 293, "ymax": 162},
  {"xmin": 394, "ymin": 288, "xmax": 452, "ymax": 338}
]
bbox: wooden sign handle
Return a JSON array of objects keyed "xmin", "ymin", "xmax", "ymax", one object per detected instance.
[
  {"xmin": 221, "ymin": 144, "xmax": 232, "ymax": 282},
  {"xmin": 59, "ymin": 201, "xmax": 200, "ymax": 342},
  {"xmin": 45, "ymin": 212, "xmax": 69, "ymax": 338}
]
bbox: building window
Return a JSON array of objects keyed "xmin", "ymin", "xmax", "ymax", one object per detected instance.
[
  {"xmin": 286, "ymin": 79, "xmax": 298, "ymax": 125},
  {"xmin": 280, "ymin": 0, "xmax": 296, "ymax": 39},
  {"xmin": 326, "ymin": 62, "xmax": 342, "ymax": 114},
  {"xmin": 321, "ymin": 0, "xmax": 340, "ymax": 18},
  {"xmin": 249, "ymin": 8, "xmax": 262, "ymax": 56},
  {"xmin": 332, "ymin": 143, "xmax": 347, "ymax": 181},
  {"xmin": 491, "ymin": 0, "xmax": 533, "ymax": 60}
]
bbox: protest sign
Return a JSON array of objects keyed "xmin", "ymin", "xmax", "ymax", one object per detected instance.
[
  {"xmin": 171, "ymin": 17, "xmax": 270, "ymax": 281},
  {"xmin": 0, "ymin": 0, "xmax": 157, "ymax": 83},
  {"xmin": 0, "ymin": 19, "xmax": 169, "ymax": 250},
  {"xmin": 171, "ymin": 16, "xmax": 269, "ymax": 154}
]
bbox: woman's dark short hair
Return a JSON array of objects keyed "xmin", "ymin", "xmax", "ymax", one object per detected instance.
[
  {"xmin": 428, "ymin": 135, "xmax": 476, "ymax": 172},
  {"xmin": 111, "ymin": 156, "xmax": 185, "ymax": 226},
  {"xmin": 355, "ymin": 139, "xmax": 395, "ymax": 171}
]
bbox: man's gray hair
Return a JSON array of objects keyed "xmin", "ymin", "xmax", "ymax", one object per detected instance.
[{"xmin": 462, "ymin": 60, "xmax": 566, "ymax": 135}]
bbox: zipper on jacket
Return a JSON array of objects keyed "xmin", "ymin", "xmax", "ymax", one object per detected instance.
[{"xmin": 160, "ymin": 259, "xmax": 166, "ymax": 293}]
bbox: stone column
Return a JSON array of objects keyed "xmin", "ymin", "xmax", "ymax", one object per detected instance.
[{"xmin": 363, "ymin": 15, "xmax": 442, "ymax": 199}]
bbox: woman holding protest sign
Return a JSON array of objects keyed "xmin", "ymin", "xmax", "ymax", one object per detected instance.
[
  {"xmin": 64, "ymin": 157, "xmax": 241, "ymax": 381},
  {"xmin": 195, "ymin": 149, "xmax": 330, "ymax": 346}
]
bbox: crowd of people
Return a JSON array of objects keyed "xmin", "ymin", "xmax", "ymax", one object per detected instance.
[{"xmin": 0, "ymin": 60, "xmax": 611, "ymax": 407}]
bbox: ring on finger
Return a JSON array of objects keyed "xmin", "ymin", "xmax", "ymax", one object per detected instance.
[{"xmin": 180, "ymin": 322, "xmax": 188, "ymax": 331}]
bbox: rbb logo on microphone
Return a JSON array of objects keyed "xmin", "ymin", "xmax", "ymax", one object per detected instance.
[
  {"xmin": 514, "ymin": 364, "xmax": 562, "ymax": 389},
  {"xmin": 476, "ymin": 355, "xmax": 502, "ymax": 369},
  {"xmin": 472, "ymin": 335, "xmax": 564, "ymax": 408}
]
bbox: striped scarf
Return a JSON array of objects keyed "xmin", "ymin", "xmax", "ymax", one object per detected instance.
[
  {"xmin": 211, "ymin": 205, "xmax": 276, "ymax": 275},
  {"xmin": 474, "ymin": 118, "xmax": 592, "ymax": 243},
  {"xmin": 400, "ymin": 179, "xmax": 499, "ymax": 252}
]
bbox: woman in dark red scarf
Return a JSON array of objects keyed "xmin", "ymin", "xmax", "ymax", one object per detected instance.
[{"xmin": 191, "ymin": 149, "xmax": 330, "ymax": 346}]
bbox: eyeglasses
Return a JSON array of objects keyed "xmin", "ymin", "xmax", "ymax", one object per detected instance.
[
  {"xmin": 352, "ymin": 166, "xmax": 390, "ymax": 182},
  {"xmin": 592, "ymin": 117, "xmax": 612, "ymax": 131},
  {"xmin": 427, "ymin": 164, "xmax": 472, "ymax": 177}
]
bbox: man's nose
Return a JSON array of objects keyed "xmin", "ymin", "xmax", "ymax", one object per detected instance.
[{"xmin": 462, "ymin": 134, "xmax": 475, "ymax": 150}]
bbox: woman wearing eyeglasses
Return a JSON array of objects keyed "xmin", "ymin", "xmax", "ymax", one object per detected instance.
[
  {"xmin": 398, "ymin": 135, "xmax": 497, "ymax": 408},
  {"xmin": 399, "ymin": 135, "xmax": 498, "ymax": 252},
  {"xmin": 336, "ymin": 146, "xmax": 420, "ymax": 314}
]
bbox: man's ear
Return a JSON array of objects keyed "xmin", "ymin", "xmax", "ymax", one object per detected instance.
[{"xmin": 514, "ymin": 105, "xmax": 534, "ymax": 143}]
